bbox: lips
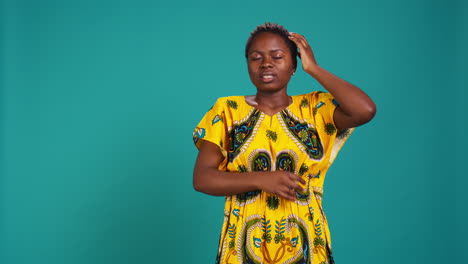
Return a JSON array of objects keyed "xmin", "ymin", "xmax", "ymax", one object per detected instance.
[{"xmin": 260, "ymin": 72, "xmax": 276, "ymax": 83}]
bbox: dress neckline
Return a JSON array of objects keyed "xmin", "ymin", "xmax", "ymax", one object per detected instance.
[{"xmin": 243, "ymin": 95, "xmax": 294, "ymax": 117}]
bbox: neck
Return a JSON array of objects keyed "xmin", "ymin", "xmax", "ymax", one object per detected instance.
[{"xmin": 255, "ymin": 90, "xmax": 291, "ymax": 109}]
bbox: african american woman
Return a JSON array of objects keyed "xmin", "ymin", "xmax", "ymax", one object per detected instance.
[{"xmin": 192, "ymin": 22, "xmax": 376, "ymax": 264}]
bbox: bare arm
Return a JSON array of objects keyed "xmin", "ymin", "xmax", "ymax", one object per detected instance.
[
  {"xmin": 289, "ymin": 32, "xmax": 376, "ymax": 129},
  {"xmin": 193, "ymin": 140, "xmax": 305, "ymax": 201}
]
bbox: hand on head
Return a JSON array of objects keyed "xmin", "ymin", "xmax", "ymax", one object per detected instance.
[{"xmin": 288, "ymin": 32, "xmax": 318, "ymax": 74}]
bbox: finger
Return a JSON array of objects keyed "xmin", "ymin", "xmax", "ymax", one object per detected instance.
[
  {"xmin": 286, "ymin": 174, "xmax": 305, "ymax": 192},
  {"xmin": 298, "ymin": 37, "xmax": 309, "ymax": 50},
  {"xmin": 289, "ymin": 32, "xmax": 304, "ymax": 38},
  {"xmin": 288, "ymin": 33, "xmax": 304, "ymax": 47},
  {"xmin": 296, "ymin": 175, "xmax": 306, "ymax": 185},
  {"xmin": 293, "ymin": 34, "xmax": 310, "ymax": 50},
  {"xmin": 287, "ymin": 172, "xmax": 305, "ymax": 184},
  {"xmin": 291, "ymin": 183, "xmax": 305, "ymax": 193},
  {"xmin": 290, "ymin": 33, "xmax": 307, "ymax": 45},
  {"xmin": 281, "ymin": 185, "xmax": 296, "ymax": 201},
  {"xmin": 288, "ymin": 188, "xmax": 298, "ymax": 200},
  {"xmin": 281, "ymin": 190, "xmax": 296, "ymax": 201}
]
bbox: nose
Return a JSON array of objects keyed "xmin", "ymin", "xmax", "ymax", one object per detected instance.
[{"xmin": 260, "ymin": 57, "xmax": 273, "ymax": 68}]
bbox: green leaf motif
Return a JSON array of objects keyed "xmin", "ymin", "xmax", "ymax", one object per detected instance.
[
  {"xmin": 275, "ymin": 218, "xmax": 287, "ymax": 235},
  {"xmin": 301, "ymin": 98, "xmax": 309, "ymax": 108},
  {"xmin": 299, "ymin": 164, "xmax": 308, "ymax": 176},
  {"xmin": 255, "ymin": 159, "xmax": 265, "ymax": 170},
  {"xmin": 315, "ymin": 219, "xmax": 323, "ymax": 236},
  {"xmin": 235, "ymin": 133, "xmax": 244, "ymax": 142},
  {"xmin": 261, "ymin": 217, "xmax": 271, "ymax": 232},
  {"xmin": 238, "ymin": 165, "xmax": 247, "ymax": 172},
  {"xmin": 299, "ymin": 130, "xmax": 308, "ymax": 141},
  {"xmin": 324, "ymin": 122, "xmax": 337, "ymax": 135},
  {"xmin": 274, "ymin": 233, "xmax": 285, "ymax": 244},
  {"xmin": 337, "ymin": 128, "xmax": 351, "ymax": 139},
  {"xmin": 266, "ymin": 195, "xmax": 280, "ymax": 210},
  {"xmin": 266, "ymin": 130, "xmax": 278, "ymax": 142},
  {"xmin": 228, "ymin": 223, "xmax": 237, "ymax": 238},
  {"xmin": 227, "ymin": 100, "xmax": 238, "ymax": 109},
  {"xmin": 262, "ymin": 233, "xmax": 272, "ymax": 243},
  {"xmin": 260, "ymin": 216, "xmax": 273, "ymax": 243},
  {"xmin": 314, "ymin": 236, "xmax": 325, "ymax": 247}
]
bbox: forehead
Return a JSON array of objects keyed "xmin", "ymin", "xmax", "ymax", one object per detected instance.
[{"xmin": 249, "ymin": 32, "xmax": 289, "ymax": 53}]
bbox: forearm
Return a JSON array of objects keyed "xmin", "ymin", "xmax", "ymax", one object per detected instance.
[
  {"xmin": 307, "ymin": 65, "xmax": 376, "ymax": 122},
  {"xmin": 193, "ymin": 167, "xmax": 264, "ymax": 196},
  {"xmin": 193, "ymin": 140, "xmax": 304, "ymax": 200}
]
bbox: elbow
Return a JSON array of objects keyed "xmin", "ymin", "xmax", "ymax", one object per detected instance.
[
  {"xmin": 361, "ymin": 102, "xmax": 377, "ymax": 124},
  {"xmin": 193, "ymin": 170, "xmax": 210, "ymax": 194},
  {"xmin": 193, "ymin": 170, "xmax": 223, "ymax": 196},
  {"xmin": 193, "ymin": 175, "xmax": 204, "ymax": 193},
  {"xmin": 193, "ymin": 182, "xmax": 205, "ymax": 193},
  {"xmin": 348, "ymin": 103, "xmax": 377, "ymax": 127}
]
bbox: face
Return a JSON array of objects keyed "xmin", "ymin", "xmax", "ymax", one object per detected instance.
[{"xmin": 247, "ymin": 32, "xmax": 296, "ymax": 93}]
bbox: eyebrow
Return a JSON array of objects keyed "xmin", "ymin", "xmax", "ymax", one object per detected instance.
[{"xmin": 249, "ymin": 49, "xmax": 285, "ymax": 55}]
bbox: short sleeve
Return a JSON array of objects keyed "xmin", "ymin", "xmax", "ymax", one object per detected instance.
[
  {"xmin": 192, "ymin": 98, "xmax": 229, "ymax": 157},
  {"xmin": 307, "ymin": 91, "xmax": 354, "ymax": 165},
  {"xmin": 308, "ymin": 91, "xmax": 338, "ymax": 129}
]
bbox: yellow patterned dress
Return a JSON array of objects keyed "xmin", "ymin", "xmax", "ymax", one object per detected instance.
[{"xmin": 193, "ymin": 91, "xmax": 353, "ymax": 264}]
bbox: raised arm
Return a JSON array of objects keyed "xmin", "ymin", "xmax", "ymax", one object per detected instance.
[
  {"xmin": 193, "ymin": 140, "xmax": 305, "ymax": 201},
  {"xmin": 288, "ymin": 32, "xmax": 376, "ymax": 129}
]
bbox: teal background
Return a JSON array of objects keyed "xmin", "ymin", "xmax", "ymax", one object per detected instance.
[{"xmin": 1, "ymin": 0, "xmax": 466, "ymax": 263}]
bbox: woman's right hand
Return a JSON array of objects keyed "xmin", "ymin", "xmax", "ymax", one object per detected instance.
[
  {"xmin": 194, "ymin": 140, "xmax": 306, "ymax": 201},
  {"xmin": 255, "ymin": 171, "xmax": 306, "ymax": 201}
]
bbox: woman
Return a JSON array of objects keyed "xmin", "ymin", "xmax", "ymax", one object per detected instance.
[{"xmin": 192, "ymin": 23, "xmax": 376, "ymax": 264}]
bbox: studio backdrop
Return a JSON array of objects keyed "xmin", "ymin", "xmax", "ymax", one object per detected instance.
[{"xmin": 1, "ymin": 0, "xmax": 466, "ymax": 263}]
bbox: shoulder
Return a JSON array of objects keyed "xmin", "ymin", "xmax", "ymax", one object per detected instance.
[
  {"xmin": 293, "ymin": 91, "xmax": 337, "ymax": 108},
  {"xmin": 294, "ymin": 91, "xmax": 334, "ymax": 100},
  {"xmin": 210, "ymin": 95, "xmax": 245, "ymax": 111}
]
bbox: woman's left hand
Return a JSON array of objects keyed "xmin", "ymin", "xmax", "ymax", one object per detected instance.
[
  {"xmin": 288, "ymin": 32, "xmax": 318, "ymax": 74},
  {"xmin": 288, "ymin": 32, "xmax": 377, "ymax": 130}
]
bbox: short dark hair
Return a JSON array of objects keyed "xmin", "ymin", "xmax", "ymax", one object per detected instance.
[{"xmin": 245, "ymin": 22, "xmax": 298, "ymax": 69}]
